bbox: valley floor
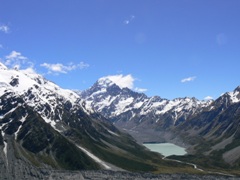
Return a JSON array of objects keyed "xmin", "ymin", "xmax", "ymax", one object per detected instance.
[{"xmin": 41, "ymin": 170, "xmax": 240, "ymax": 180}]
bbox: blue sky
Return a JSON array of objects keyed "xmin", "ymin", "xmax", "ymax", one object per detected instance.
[{"xmin": 0, "ymin": 0, "xmax": 240, "ymax": 100}]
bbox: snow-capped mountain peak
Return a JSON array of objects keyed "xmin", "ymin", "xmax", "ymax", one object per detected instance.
[
  {"xmin": 97, "ymin": 77, "xmax": 115, "ymax": 88},
  {"xmin": 0, "ymin": 65, "xmax": 84, "ymax": 131},
  {"xmin": 0, "ymin": 66, "xmax": 79, "ymax": 103},
  {"xmin": 80, "ymin": 79, "xmax": 211, "ymax": 126},
  {"xmin": 227, "ymin": 87, "xmax": 240, "ymax": 103},
  {"xmin": 234, "ymin": 86, "xmax": 240, "ymax": 93},
  {"xmin": 215, "ymin": 86, "xmax": 240, "ymax": 106}
]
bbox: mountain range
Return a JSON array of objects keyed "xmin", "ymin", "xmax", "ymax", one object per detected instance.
[
  {"xmin": 1, "ymin": 62, "xmax": 240, "ymax": 178},
  {"xmin": 1, "ymin": 63, "xmax": 195, "ymax": 179},
  {"xmin": 80, "ymin": 76, "xmax": 240, "ymax": 171}
]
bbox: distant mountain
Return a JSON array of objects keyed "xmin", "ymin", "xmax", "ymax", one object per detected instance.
[
  {"xmin": 80, "ymin": 76, "xmax": 240, "ymax": 170},
  {"xmin": 174, "ymin": 86, "xmax": 240, "ymax": 168},
  {"xmin": 0, "ymin": 63, "xmax": 185, "ymax": 178},
  {"xmin": 80, "ymin": 77, "xmax": 212, "ymax": 142}
]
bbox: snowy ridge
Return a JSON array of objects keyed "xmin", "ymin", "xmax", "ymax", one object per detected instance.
[
  {"xmin": 97, "ymin": 77, "xmax": 115, "ymax": 88},
  {"xmin": 0, "ymin": 64, "xmax": 123, "ymax": 170},
  {"xmin": 227, "ymin": 86, "xmax": 240, "ymax": 103},
  {"xmin": 211, "ymin": 86, "xmax": 240, "ymax": 111},
  {"xmin": 0, "ymin": 63, "xmax": 86, "ymax": 131},
  {"xmin": 0, "ymin": 66, "xmax": 79, "ymax": 104},
  {"xmin": 81, "ymin": 78, "xmax": 212, "ymax": 125}
]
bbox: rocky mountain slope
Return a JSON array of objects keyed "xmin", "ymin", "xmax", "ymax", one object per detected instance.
[
  {"xmin": 174, "ymin": 86, "xmax": 240, "ymax": 169},
  {"xmin": 0, "ymin": 63, "xmax": 191, "ymax": 178},
  {"xmin": 80, "ymin": 76, "xmax": 240, "ymax": 170}
]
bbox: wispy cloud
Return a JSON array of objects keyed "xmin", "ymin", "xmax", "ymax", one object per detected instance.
[
  {"xmin": 6, "ymin": 51, "xmax": 27, "ymax": 61},
  {"xmin": 4, "ymin": 51, "xmax": 30, "ymax": 69},
  {"xmin": 0, "ymin": 44, "xmax": 3, "ymax": 49},
  {"xmin": 204, "ymin": 96, "xmax": 213, "ymax": 100},
  {"xmin": 123, "ymin": 15, "xmax": 135, "ymax": 25},
  {"xmin": 181, "ymin": 76, "xmax": 196, "ymax": 83},
  {"xmin": 102, "ymin": 74, "xmax": 135, "ymax": 89},
  {"xmin": 135, "ymin": 87, "xmax": 148, "ymax": 93},
  {"xmin": 41, "ymin": 62, "xmax": 89, "ymax": 74},
  {"xmin": 0, "ymin": 25, "xmax": 10, "ymax": 33},
  {"xmin": 100, "ymin": 74, "xmax": 147, "ymax": 93}
]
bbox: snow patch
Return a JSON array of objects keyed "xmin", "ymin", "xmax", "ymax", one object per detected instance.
[
  {"xmin": 41, "ymin": 116, "xmax": 58, "ymax": 131},
  {"xmin": 228, "ymin": 91, "xmax": 240, "ymax": 103},
  {"xmin": 77, "ymin": 145, "xmax": 111, "ymax": 169},
  {"xmin": 14, "ymin": 116, "xmax": 26, "ymax": 140},
  {"xmin": 92, "ymin": 96, "xmax": 117, "ymax": 112},
  {"xmin": 83, "ymin": 100, "xmax": 95, "ymax": 113},
  {"xmin": 14, "ymin": 125, "xmax": 22, "ymax": 140},
  {"xmin": 133, "ymin": 101, "xmax": 144, "ymax": 109},
  {"xmin": 114, "ymin": 97, "xmax": 134, "ymax": 115},
  {"xmin": 91, "ymin": 88, "xmax": 107, "ymax": 97},
  {"xmin": 107, "ymin": 130, "xmax": 119, "ymax": 137},
  {"xmin": 1, "ymin": 130, "xmax": 8, "ymax": 166},
  {"xmin": 0, "ymin": 106, "xmax": 20, "ymax": 118},
  {"xmin": 155, "ymin": 100, "xmax": 178, "ymax": 115},
  {"xmin": 3, "ymin": 141, "xmax": 7, "ymax": 158}
]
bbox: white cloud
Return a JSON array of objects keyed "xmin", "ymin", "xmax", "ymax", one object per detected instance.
[
  {"xmin": 123, "ymin": 15, "xmax": 135, "ymax": 25},
  {"xmin": 181, "ymin": 76, "xmax": 196, "ymax": 83},
  {"xmin": 41, "ymin": 63, "xmax": 67, "ymax": 73},
  {"xmin": 4, "ymin": 51, "xmax": 29, "ymax": 69},
  {"xmin": 204, "ymin": 96, "xmax": 213, "ymax": 100},
  {"xmin": 78, "ymin": 61, "xmax": 90, "ymax": 69},
  {"xmin": 102, "ymin": 74, "xmax": 134, "ymax": 89},
  {"xmin": 135, "ymin": 87, "xmax": 148, "ymax": 93},
  {"xmin": 0, "ymin": 44, "xmax": 3, "ymax": 49},
  {"xmin": 0, "ymin": 25, "xmax": 10, "ymax": 33},
  {"xmin": 41, "ymin": 62, "xmax": 89, "ymax": 74},
  {"xmin": 6, "ymin": 51, "xmax": 27, "ymax": 61},
  {"xmin": 101, "ymin": 74, "xmax": 148, "ymax": 93}
]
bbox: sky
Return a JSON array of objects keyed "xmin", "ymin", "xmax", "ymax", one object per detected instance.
[{"xmin": 0, "ymin": 0, "xmax": 240, "ymax": 100}]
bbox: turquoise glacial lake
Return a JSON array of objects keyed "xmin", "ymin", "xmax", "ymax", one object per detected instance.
[{"xmin": 143, "ymin": 143, "xmax": 187, "ymax": 157}]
